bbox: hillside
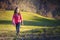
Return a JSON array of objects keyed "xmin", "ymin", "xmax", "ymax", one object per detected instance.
[{"xmin": 0, "ymin": 11, "xmax": 60, "ymax": 32}]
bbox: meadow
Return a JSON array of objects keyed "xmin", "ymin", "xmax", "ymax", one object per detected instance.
[{"xmin": 0, "ymin": 11, "xmax": 60, "ymax": 40}]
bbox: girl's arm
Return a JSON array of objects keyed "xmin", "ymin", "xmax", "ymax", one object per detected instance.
[
  {"xmin": 20, "ymin": 14, "xmax": 23, "ymax": 25},
  {"xmin": 12, "ymin": 15, "xmax": 15, "ymax": 25}
]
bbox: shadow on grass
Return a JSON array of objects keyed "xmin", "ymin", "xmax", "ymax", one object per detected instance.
[
  {"xmin": 23, "ymin": 20, "xmax": 60, "ymax": 27},
  {"xmin": 0, "ymin": 20, "xmax": 12, "ymax": 25}
]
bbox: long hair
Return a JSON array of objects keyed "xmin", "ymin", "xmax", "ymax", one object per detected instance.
[{"xmin": 14, "ymin": 7, "xmax": 20, "ymax": 14}]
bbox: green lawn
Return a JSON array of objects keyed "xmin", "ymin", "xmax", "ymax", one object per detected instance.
[{"xmin": 0, "ymin": 11, "xmax": 60, "ymax": 38}]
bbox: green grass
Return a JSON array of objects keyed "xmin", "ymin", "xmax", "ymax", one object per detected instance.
[{"xmin": 0, "ymin": 11, "xmax": 60, "ymax": 37}]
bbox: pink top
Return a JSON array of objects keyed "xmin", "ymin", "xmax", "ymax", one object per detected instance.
[{"xmin": 12, "ymin": 13, "xmax": 22, "ymax": 24}]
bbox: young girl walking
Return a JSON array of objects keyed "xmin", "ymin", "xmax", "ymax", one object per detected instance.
[{"xmin": 12, "ymin": 7, "xmax": 23, "ymax": 36}]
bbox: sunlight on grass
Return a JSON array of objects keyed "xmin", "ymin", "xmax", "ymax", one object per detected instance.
[
  {"xmin": 0, "ymin": 24, "xmax": 15, "ymax": 31},
  {"xmin": 0, "ymin": 11, "xmax": 55, "ymax": 21},
  {"xmin": 0, "ymin": 11, "xmax": 13, "ymax": 20}
]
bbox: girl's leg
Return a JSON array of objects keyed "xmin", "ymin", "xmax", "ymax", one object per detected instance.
[{"xmin": 16, "ymin": 23, "xmax": 20, "ymax": 36}]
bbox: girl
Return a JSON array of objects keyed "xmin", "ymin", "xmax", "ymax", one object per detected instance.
[{"xmin": 12, "ymin": 7, "xmax": 23, "ymax": 36}]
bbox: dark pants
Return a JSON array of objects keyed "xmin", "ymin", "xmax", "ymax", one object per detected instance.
[{"xmin": 16, "ymin": 22, "xmax": 20, "ymax": 35}]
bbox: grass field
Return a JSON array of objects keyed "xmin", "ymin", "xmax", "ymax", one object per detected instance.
[{"xmin": 0, "ymin": 11, "xmax": 60, "ymax": 40}]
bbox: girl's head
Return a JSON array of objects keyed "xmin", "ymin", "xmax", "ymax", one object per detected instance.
[{"xmin": 14, "ymin": 7, "xmax": 20, "ymax": 14}]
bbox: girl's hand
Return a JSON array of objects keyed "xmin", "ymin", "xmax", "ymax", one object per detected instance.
[
  {"xmin": 12, "ymin": 23, "xmax": 16, "ymax": 25},
  {"xmin": 21, "ymin": 22, "xmax": 24, "ymax": 25},
  {"xmin": 22, "ymin": 23, "xmax": 24, "ymax": 25}
]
